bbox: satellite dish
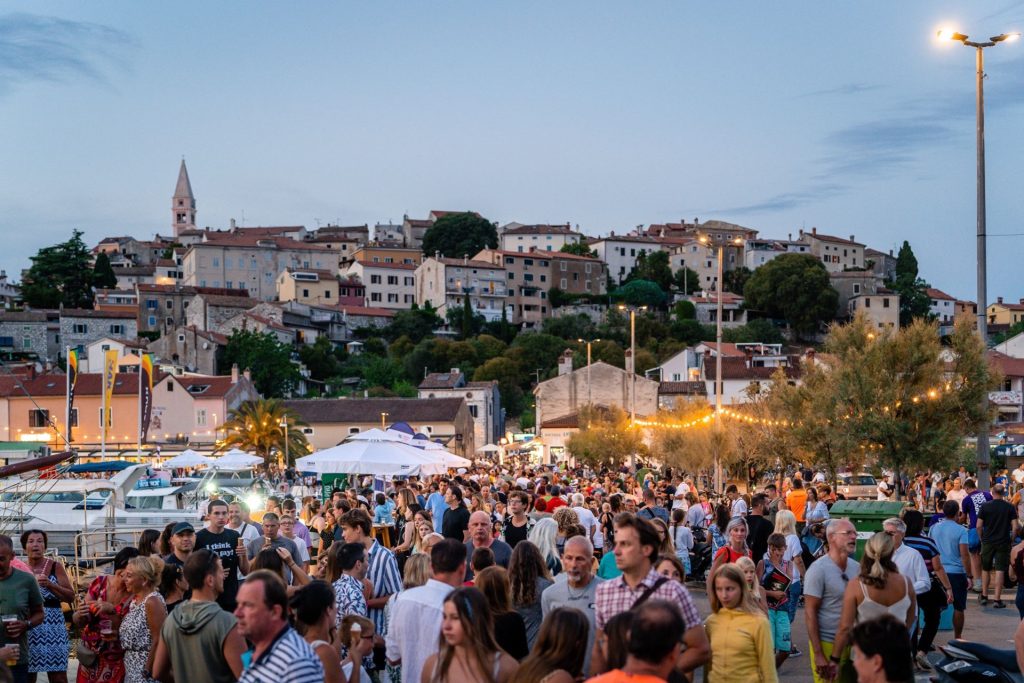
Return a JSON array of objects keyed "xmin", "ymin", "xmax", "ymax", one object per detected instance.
[{"xmin": 202, "ymin": 342, "xmax": 210, "ymax": 350}]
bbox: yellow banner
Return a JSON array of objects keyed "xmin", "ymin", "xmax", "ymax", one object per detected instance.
[{"xmin": 102, "ymin": 350, "xmax": 118, "ymax": 440}]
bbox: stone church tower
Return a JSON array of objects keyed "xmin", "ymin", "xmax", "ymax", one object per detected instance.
[{"xmin": 172, "ymin": 159, "xmax": 196, "ymax": 236}]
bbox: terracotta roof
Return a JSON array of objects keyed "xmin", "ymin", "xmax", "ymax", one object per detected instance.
[
  {"xmin": 658, "ymin": 381, "xmax": 708, "ymax": 396},
  {"xmin": 798, "ymin": 230, "xmax": 864, "ymax": 246},
  {"xmin": 174, "ymin": 325, "xmax": 229, "ymax": 346},
  {"xmin": 540, "ymin": 413, "xmax": 580, "ymax": 429},
  {"xmin": 136, "ymin": 284, "xmax": 249, "ymax": 297},
  {"xmin": 242, "ymin": 313, "xmax": 292, "ymax": 333},
  {"xmin": 168, "ymin": 374, "xmax": 241, "ymax": 397},
  {"xmin": 703, "ymin": 358, "xmax": 802, "ymax": 381},
  {"xmin": 195, "ymin": 294, "xmax": 255, "ymax": 308},
  {"xmin": 419, "ymin": 372, "xmax": 466, "ymax": 390},
  {"xmin": 62, "ymin": 309, "xmax": 137, "ymax": 320},
  {"xmin": 0, "ymin": 372, "xmax": 155, "ymax": 397},
  {"xmin": 0, "ymin": 311, "xmax": 49, "ymax": 322},
  {"xmin": 337, "ymin": 305, "xmax": 396, "ymax": 318},
  {"xmin": 502, "ymin": 224, "xmax": 576, "ymax": 235},
  {"xmin": 926, "ymin": 288, "xmax": 956, "ymax": 301},
  {"xmin": 197, "ymin": 235, "xmax": 332, "ymax": 251},
  {"xmin": 989, "ymin": 351, "xmax": 1024, "ymax": 377},
  {"xmin": 591, "ymin": 235, "xmax": 661, "ymax": 244},
  {"xmin": 209, "ymin": 226, "xmax": 304, "ymax": 236},
  {"xmin": 404, "ymin": 218, "xmax": 432, "ymax": 228},
  {"xmin": 112, "ymin": 266, "xmax": 155, "ymax": 276},
  {"xmin": 430, "ymin": 210, "xmax": 482, "ymax": 220},
  {"xmin": 283, "ymin": 397, "xmax": 466, "ymax": 424},
  {"xmin": 353, "ymin": 261, "xmax": 417, "ymax": 270},
  {"xmin": 697, "ymin": 342, "xmax": 748, "ymax": 357},
  {"xmin": 992, "ymin": 301, "xmax": 1024, "ymax": 311},
  {"xmin": 478, "ymin": 249, "xmax": 602, "ymax": 262}
]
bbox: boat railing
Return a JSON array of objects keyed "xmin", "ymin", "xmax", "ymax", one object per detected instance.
[{"xmin": 72, "ymin": 526, "xmax": 150, "ymax": 577}]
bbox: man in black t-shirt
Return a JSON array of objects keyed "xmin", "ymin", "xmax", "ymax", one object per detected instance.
[
  {"xmin": 441, "ymin": 485, "xmax": 471, "ymax": 541},
  {"xmin": 195, "ymin": 499, "xmax": 250, "ymax": 611},
  {"xmin": 977, "ymin": 483, "xmax": 1017, "ymax": 608},
  {"xmin": 501, "ymin": 491, "xmax": 533, "ymax": 548},
  {"xmin": 746, "ymin": 493, "xmax": 774, "ymax": 562}
]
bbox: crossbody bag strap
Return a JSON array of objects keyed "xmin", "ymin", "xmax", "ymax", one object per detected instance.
[{"xmin": 632, "ymin": 576, "xmax": 669, "ymax": 610}]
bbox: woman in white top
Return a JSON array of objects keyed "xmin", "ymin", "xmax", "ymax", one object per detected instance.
[
  {"xmin": 804, "ymin": 487, "xmax": 829, "ymax": 521},
  {"xmin": 831, "ymin": 531, "xmax": 917, "ymax": 658}
]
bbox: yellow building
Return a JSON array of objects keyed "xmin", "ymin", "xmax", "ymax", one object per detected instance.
[
  {"xmin": 276, "ymin": 268, "xmax": 340, "ymax": 306},
  {"xmin": 987, "ymin": 297, "xmax": 1024, "ymax": 326},
  {"xmin": 848, "ymin": 290, "xmax": 900, "ymax": 329}
]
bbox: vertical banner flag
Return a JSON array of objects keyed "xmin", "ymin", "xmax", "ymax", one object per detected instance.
[
  {"xmin": 66, "ymin": 349, "xmax": 78, "ymax": 443},
  {"xmin": 102, "ymin": 350, "xmax": 118, "ymax": 442},
  {"xmin": 140, "ymin": 354, "xmax": 154, "ymax": 442}
]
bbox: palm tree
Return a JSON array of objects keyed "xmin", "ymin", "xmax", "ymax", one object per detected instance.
[{"xmin": 218, "ymin": 399, "xmax": 310, "ymax": 466}]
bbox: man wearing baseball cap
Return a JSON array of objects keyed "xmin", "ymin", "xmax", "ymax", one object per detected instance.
[{"xmin": 165, "ymin": 522, "xmax": 195, "ymax": 567}]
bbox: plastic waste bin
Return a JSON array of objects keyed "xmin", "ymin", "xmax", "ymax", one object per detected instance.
[{"xmin": 828, "ymin": 500, "xmax": 907, "ymax": 560}]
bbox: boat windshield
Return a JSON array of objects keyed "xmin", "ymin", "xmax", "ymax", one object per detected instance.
[{"xmin": 0, "ymin": 491, "xmax": 112, "ymax": 507}]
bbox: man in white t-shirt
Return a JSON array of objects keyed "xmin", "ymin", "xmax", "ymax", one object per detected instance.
[
  {"xmin": 671, "ymin": 478, "xmax": 691, "ymax": 510},
  {"xmin": 877, "ymin": 476, "xmax": 892, "ymax": 501},
  {"xmin": 1013, "ymin": 466, "xmax": 1024, "ymax": 492},
  {"xmin": 571, "ymin": 493, "xmax": 598, "ymax": 544}
]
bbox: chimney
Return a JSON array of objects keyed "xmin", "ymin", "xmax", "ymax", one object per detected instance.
[
  {"xmin": 694, "ymin": 217, "xmax": 699, "ymax": 226},
  {"xmin": 231, "ymin": 363, "xmax": 239, "ymax": 384},
  {"xmin": 558, "ymin": 350, "xmax": 574, "ymax": 376},
  {"xmin": 744, "ymin": 348, "xmax": 754, "ymax": 368},
  {"xmin": 788, "ymin": 233, "xmax": 792, "ymax": 241},
  {"xmin": 435, "ymin": 251, "xmax": 441, "ymax": 260},
  {"xmin": 243, "ymin": 368, "xmax": 251, "ymax": 381},
  {"xmin": 849, "ymin": 235, "xmax": 855, "ymax": 242},
  {"xmin": 811, "ymin": 227, "xmax": 817, "ymax": 235},
  {"xmin": 998, "ymin": 296, "xmax": 1004, "ymax": 304},
  {"xmin": 230, "ymin": 218, "xmax": 236, "ymax": 230},
  {"xmin": 450, "ymin": 367, "xmax": 460, "ymax": 376},
  {"xmin": 625, "ymin": 348, "xmax": 634, "ymax": 375}
]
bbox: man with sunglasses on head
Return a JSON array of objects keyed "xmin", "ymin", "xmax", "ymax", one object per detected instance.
[{"xmin": 804, "ymin": 518, "xmax": 859, "ymax": 683}]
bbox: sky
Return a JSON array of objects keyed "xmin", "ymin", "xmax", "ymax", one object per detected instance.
[{"xmin": 2, "ymin": 2, "xmax": 1024, "ymax": 303}]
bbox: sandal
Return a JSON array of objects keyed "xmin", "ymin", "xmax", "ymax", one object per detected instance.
[{"xmin": 994, "ymin": 600, "xmax": 1007, "ymax": 609}]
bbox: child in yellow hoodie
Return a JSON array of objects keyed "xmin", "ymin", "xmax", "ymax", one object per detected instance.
[{"xmin": 705, "ymin": 563, "xmax": 778, "ymax": 683}]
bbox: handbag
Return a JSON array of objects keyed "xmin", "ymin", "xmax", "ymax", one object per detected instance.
[{"xmin": 75, "ymin": 641, "xmax": 98, "ymax": 668}]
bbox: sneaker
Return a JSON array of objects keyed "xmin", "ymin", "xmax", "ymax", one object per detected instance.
[
  {"xmin": 979, "ymin": 595, "xmax": 989, "ymax": 606},
  {"xmin": 915, "ymin": 653, "xmax": 933, "ymax": 671},
  {"xmin": 789, "ymin": 647, "xmax": 802, "ymax": 657},
  {"xmin": 994, "ymin": 600, "xmax": 1007, "ymax": 609}
]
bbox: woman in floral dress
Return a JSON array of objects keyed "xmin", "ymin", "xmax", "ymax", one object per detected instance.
[
  {"xmin": 73, "ymin": 547, "xmax": 138, "ymax": 683},
  {"xmin": 118, "ymin": 556, "xmax": 166, "ymax": 683}
]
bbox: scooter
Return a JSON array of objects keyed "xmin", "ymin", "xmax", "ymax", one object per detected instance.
[{"xmin": 931, "ymin": 640, "xmax": 1023, "ymax": 682}]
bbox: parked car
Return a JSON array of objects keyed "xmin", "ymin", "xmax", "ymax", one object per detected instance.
[{"xmin": 836, "ymin": 473, "xmax": 877, "ymax": 500}]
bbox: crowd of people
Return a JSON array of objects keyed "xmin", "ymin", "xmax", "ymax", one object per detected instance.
[{"xmin": 2, "ymin": 460, "xmax": 1022, "ymax": 683}]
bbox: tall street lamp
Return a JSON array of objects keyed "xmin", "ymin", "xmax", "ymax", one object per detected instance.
[
  {"xmin": 618, "ymin": 305, "xmax": 647, "ymax": 471},
  {"xmin": 698, "ymin": 233, "xmax": 744, "ymax": 494},
  {"xmin": 279, "ymin": 418, "xmax": 289, "ymax": 467},
  {"xmin": 937, "ymin": 28, "xmax": 1019, "ymax": 489},
  {"xmin": 577, "ymin": 337, "xmax": 601, "ymax": 407}
]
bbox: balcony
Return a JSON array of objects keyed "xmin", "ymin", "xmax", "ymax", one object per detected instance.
[{"xmin": 990, "ymin": 391, "xmax": 1023, "ymax": 406}]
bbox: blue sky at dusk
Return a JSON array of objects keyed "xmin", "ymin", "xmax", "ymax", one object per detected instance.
[{"xmin": 2, "ymin": 2, "xmax": 1024, "ymax": 302}]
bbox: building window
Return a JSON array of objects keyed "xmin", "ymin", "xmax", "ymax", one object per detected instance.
[
  {"xmin": 22, "ymin": 337, "xmax": 31, "ymax": 350},
  {"xmin": 883, "ymin": 298, "xmax": 890, "ymax": 308},
  {"xmin": 371, "ymin": 275, "xmax": 382, "ymax": 284},
  {"xmin": 146, "ymin": 299, "xmax": 158, "ymax": 310},
  {"xmin": 469, "ymin": 405, "xmax": 478, "ymax": 418},
  {"xmin": 371, "ymin": 292, "xmax": 382, "ymax": 302},
  {"xmin": 348, "ymin": 427, "xmax": 360, "ymax": 435},
  {"xmin": 302, "ymin": 427, "xmax": 314, "ymax": 435},
  {"xmin": 109, "ymin": 324, "xmax": 125, "ymax": 335},
  {"xmin": 387, "ymin": 276, "xmax": 398, "ymax": 285},
  {"xmin": 72, "ymin": 323, "xmax": 88, "ymax": 335},
  {"xmin": 99, "ymin": 407, "xmax": 113, "ymax": 428},
  {"xmin": 302, "ymin": 289, "xmax": 310, "ymax": 298},
  {"xmin": 324, "ymin": 290, "xmax": 332, "ymax": 299},
  {"xmin": 853, "ymin": 284, "xmax": 861, "ymax": 295},
  {"xmin": 28, "ymin": 409, "xmax": 49, "ymax": 428},
  {"xmin": 148, "ymin": 316, "xmax": 157, "ymax": 326},
  {"xmin": 196, "ymin": 409, "xmax": 207, "ymax": 426}
]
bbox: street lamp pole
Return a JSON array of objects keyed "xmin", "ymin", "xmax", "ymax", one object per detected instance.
[
  {"xmin": 938, "ymin": 28, "xmax": 1019, "ymax": 490},
  {"xmin": 699, "ymin": 233, "xmax": 743, "ymax": 494},
  {"xmin": 577, "ymin": 338, "xmax": 601, "ymax": 408}
]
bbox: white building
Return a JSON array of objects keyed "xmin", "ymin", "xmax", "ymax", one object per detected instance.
[
  {"xmin": 414, "ymin": 257, "xmax": 507, "ymax": 322},
  {"xmin": 344, "ymin": 260, "xmax": 416, "ymax": 309},
  {"xmin": 418, "ymin": 370, "xmax": 505, "ymax": 447},
  {"xmin": 797, "ymin": 227, "xmax": 866, "ymax": 273},
  {"xmin": 590, "ymin": 236, "xmax": 664, "ymax": 285},
  {"xmin": 499, "ymin": 224, "xmax": 583, "ymax": 253},
  {"xmin": 927, "ymin": 287, "xmax": 956, "ymax": 334}
]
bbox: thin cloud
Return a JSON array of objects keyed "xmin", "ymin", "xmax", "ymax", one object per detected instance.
[
  {"xmin": 713, "ymin": 183, "xmax": 847, "ymax": 215},
  {"xmin": 800, "ymin": 82, "xmax": 882, "ymax": 98},
  {"xmin": 0, "ymin": 13, "xmax": 132, "ymax": 95}
]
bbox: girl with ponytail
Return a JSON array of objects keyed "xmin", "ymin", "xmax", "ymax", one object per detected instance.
[{"xmin": 830, "ymin": 531, "xmax": 917, "ymax": 659}]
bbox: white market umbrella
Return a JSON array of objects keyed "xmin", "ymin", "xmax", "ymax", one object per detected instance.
[
  {"xmin": 213, "ymin": 449, "xmax": 264, "ymax": 470},
  {"xmin": 477, "ymin": 444, "xmax": 500, "ymax": 453},
  {"xmin": 415, "ymin": 440, "xmax": 473, "ymax": 468},
  {"xmin": 161, "ymin": 449, "xmax": 214, "ymax": 469},
  {"xmin": 346, "ymin": 428, "xmax": 407, "ymax": 443},
  {"xmin": 296, "ymin": 439, "xmax": 446, "ymax": 477}
]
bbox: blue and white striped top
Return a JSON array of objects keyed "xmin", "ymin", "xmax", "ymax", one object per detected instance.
[{"xmin": 238, "ymin": 625, "xmax": 324, "ymax": 683}]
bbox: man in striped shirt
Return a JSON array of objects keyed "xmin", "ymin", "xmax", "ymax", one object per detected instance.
[
  {"xmin": 340, "ymin": 508, "xmax": 402, "ymax": 672},
  {"xmin": 235, "ymin": 570, "xmax": 323, "ymax": 683}
]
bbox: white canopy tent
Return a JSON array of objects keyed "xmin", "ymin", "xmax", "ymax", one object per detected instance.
[
  {"xmin": 160, "ymin": 449, "xmax": 214, "ymax": 469},
  {"xmin": 296, "ymin": 439, "xmax": 447, "ymax": 477},
  {"xmin": 477, "ymin": 444, "xmax": 501, "ymax": 453},
  {"xmin": 212, "ymin": 449, "xmax": 264, "ymax": 470},
  {"xmin": 414, "ymin": 440, "xmax": 472, "ymax": 468}
]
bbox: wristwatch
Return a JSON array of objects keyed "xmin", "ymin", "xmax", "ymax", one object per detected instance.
[{"xmin": 829, "ymin": 655, "xmax": 841, "ymax": 663}]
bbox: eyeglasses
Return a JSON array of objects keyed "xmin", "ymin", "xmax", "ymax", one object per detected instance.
[{"xmin": 840, "ymin": 573, "xmax": 849, "ymax": 582}]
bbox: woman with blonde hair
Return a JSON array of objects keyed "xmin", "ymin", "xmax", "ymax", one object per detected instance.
[
  {"xmin": 831, "ymin": 531, "xmax": 917, "ymax": 659},
  {"xmin": 735, "ymin": 556, "xmax": 770, "ymax": 614},
  {"xmin": 421, "ymin": 587, "xmax": 518, "ymax": 683},
  {"xmin": 508, "ymin": 607, "xmax": 588, "ymax": 683},
  {"xmin": 773, "ymin": 508, "xmax": 806, "ymax": 645},
  {"xmin": 119, "ymin": 556, "xmax": 167, "ymax": 683},
  {"xmin": 704, "ymin": 563, "xmax": 777, "ymax": 683},
  {"xmin": 527, "ymin": 518, "xmax": 561, "ymax": 577}
]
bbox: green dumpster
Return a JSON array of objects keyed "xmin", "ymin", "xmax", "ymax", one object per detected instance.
[{"xmin": 828, "ymin": 500, "xmax": 907, "ymax": 560}]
